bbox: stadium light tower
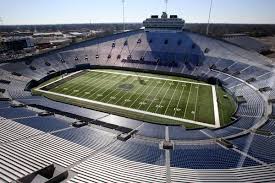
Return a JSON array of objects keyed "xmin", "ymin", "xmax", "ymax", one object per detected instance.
[
  {"xmin": 164, "ymin": 0, "xmax": 168, "ymax": 13},
  {"xmin": 122, "ymin": 0, "xmax": 125, "ymax": 31},
  {"xmin": 206, "ymin": 0, "xmax": 213, "ymax": 35}
]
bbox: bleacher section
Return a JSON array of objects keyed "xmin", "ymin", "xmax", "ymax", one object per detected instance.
[
  {"xmin": 1, "ymin": 28, "xmax": 275, "ymax": 182},
  {"xmin": 170, "ymin": 143, "xmax": 259, "ymax": 169}
]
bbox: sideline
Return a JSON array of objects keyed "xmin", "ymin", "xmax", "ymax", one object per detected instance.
[{"xmin": 35, "ymin": 88, "xmax": 217, "ymax": 128}]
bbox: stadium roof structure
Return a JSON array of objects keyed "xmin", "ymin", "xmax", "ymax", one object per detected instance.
[{"xmin": 0, "ymin": 13, "xmax": 275, "ymax": 182}]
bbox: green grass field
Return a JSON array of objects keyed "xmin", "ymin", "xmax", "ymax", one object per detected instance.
[{"xmin": 34, "ymin": 69, "xmax": 236, "ymax": 128}]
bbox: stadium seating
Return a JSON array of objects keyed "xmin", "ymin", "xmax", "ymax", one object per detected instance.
[
  {"xmin": 1, "ymin": 28, "xmax": 275, "ymax": 182},
  {"xmin": 170, "ymin": 143, "xmax": 259, "ymax": 169},
  {"xmin": 231, "ymin": 134, "xmax": 275, "ymax": 164}
]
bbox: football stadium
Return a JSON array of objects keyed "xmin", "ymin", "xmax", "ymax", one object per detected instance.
[{"xmin": 1, "ymin": 4, "xmax": 275, "ymax": 183}]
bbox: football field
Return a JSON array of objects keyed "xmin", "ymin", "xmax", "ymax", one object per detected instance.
[{"xmin": 36, "ymin": 69, "xmax": 222, "ymax": 128}]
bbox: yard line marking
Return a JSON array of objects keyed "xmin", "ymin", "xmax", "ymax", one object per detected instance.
[
  {"xmin": 92, "ymin": 76, "xmax": 126, "ymax": 100},
  {"xmin": 58, "ymin": 72, "xmax": 101, "ymax": 94},
  {"xmin": 60, "ymin": 72, "xmax": 99, "ymax": 93},
  {"xmin": 145, "ymin": 80, "xmax": 168, "ymax": 112},
  {"xmin": 193, "ymin": 85, "xmax": 200, "ymax": 121},
  {"xmin": 212, "ymin": 85, "xmax": 220, "ymax": 128},
  {"xmin": 173, "ymin": 84, "xmax": 185, "ymax": 117},
  {"xmin": 66, "ymin": 73, "xmax": 104, "ymax": 96},
  {"xmin": 137, "ymin": 78, "xmax": 160, "ymax": 110},
  {"xmin": 90, "ymin": 70, "xmax": 211, "ymax": 86},
  {"xmin": 105, "ymin": 76, "xmax": 137, "ymax": 103},
  {"xmin": 77, "ymin": 73, "xmax": 112, "ymax": 98},
  {"xmin": 35, "ymin": 87, "xmax": 217, "ymax": 128},
  {"xmin": 36, "ymin": 70, "xmax": 83, "ymax": 90},
  {"xmin": 183, "ymin": 84, "xmax": 192, "ymax": 118},
  {"xmin": 73, "ymin": 73, "xmax": 115, "ymax": 98},
  {"xmin": 113, "ymin": 79, "xmax": 139, "ymax": 105},
  {"xmin": 164, "ymin": 82, "xmax": 179, "ymax": 115},
  {"xmin": 129, "ymin": 79, "xmax": 155, "ymax": 108},
  {"xmin": 120, "ymin": 78, "xmax": 151, "ymax": 106},
  {"xmin": 155, "ymin": 81, "xmax": 174, "ymax": 113},
  {"xmin": 84, "ymin": 75, "xmax": 124, "ymax": 99},
  {"xmin": 114, "ymin": 89, "xmax": 134, "ymax": 105},
  {"xmin": 46, "ymin": 73, "xmax": 95, "ymax": 95},
  {"xmin": 116, "ymin": 79, "xmax": 145, "ymax": 106}
]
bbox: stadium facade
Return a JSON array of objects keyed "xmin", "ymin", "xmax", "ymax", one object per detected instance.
[{"xmin": 0, "ymin": 13, "xmax": 275, "ymax": 182}]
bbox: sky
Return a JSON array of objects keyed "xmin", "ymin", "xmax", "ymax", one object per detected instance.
[{"xmin": 0, "ymin": 0, "xmax": 274, "ymax": 25}]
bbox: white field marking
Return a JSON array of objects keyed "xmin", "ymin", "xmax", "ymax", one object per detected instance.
[
  {"xmin": 137, "ymin": 78, "xmax": 161, "ymax": 110},
  {"xmin": 212, "ymin": 85, "xmax": 220, "ymax": 128},
  {"xmin": 193, "ymin": 85, "xmax": 200, "ymax": 121},
  {"xmin": 129, "ymin": 79, "xmax": 155, "ymax": 108},
  {"xmin": 155, "ymin": 80, "xmax": 174, "ymax": 113},
  {"xmin": 115, "ymin": 78, "xmax": 142, "ymax": 105},
  {"xmin": 84, "ymin": 75, "xmax": 123, "ymax": 99},
  {"xmin": 145, "ymin": 80, "xmax": 168, "ymax": 111},
  {"xmin": 139, "ymin": 101, "xmax": 147, "ymax": 105},
  {"xmin": 105, "ymin": 76, "xmax": 136, "ymax": 104},
  {"xmin": 36, "ymin": 85, "xmax": 217, "ymax": 128},
  {"xmin": 173, "ymin": 84, "xmax": 185, "ymax": 116},
  {"xmin": 59, "ymin": 72, "xmax": 102, "ymax": 94},
  {"xmin": 113, "ymin": 84, "xmax": 136, "ymax": 104},
  {"xmin": 90, "ymin": 70, "xmax": 211, "ymax": 86},
  {"xmin": 183, "ymin": 84, "xmax": 193, "ymax": 118},
  {"xmin": 36, "ymin": 70, "xmax": 83, "ymax": 90},
  {"xmin": 60, "ymin": 72, "xmax": 102, "ymax": 96},
  {"xmin": 120, "ymin": 77, "xmax": 149, "ymax": 106},
  {"xmin": 164, "ymin": 82, "xmax": 179, "ymax": 115},
  {"xmin": 69, "ymin": 73, "xmax": 107, "ymax": 97},
  {"xmin": 76, "ymin": 73, "xmax": 110, "ymax": 98},
  {"xmin": 95, "ymin": 76, "xmax": 127, "ymax": 101},
  {"xmin": 67, "ymin": 74, "xmax": 103, "ymax": 98}
]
